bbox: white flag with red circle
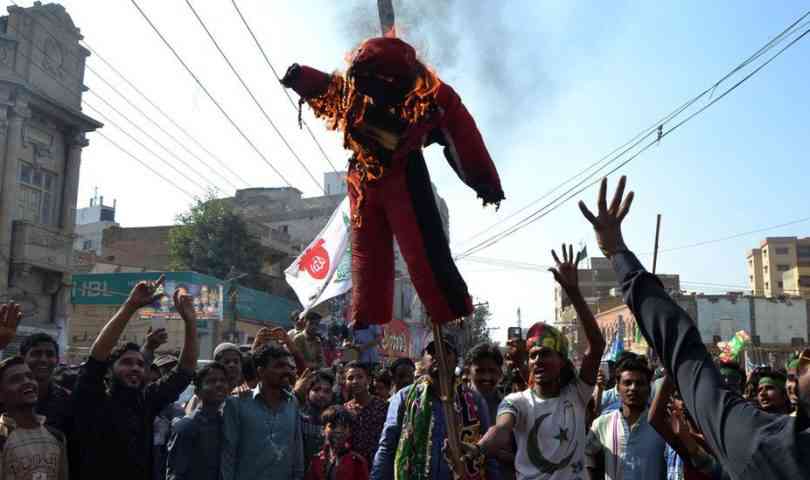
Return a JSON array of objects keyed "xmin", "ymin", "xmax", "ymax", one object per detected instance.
[{"xmin": 285, "ymin": 196, "xmax": 352, "ymax": 311}]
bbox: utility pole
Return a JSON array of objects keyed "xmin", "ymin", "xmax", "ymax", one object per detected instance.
[
  {"xmin": 652, "ymin": 214, "xmax": 662, "ymax": 274},
  {"xmin": 224, "ymin": 267, "xmax": 247, "ymax": 344}
]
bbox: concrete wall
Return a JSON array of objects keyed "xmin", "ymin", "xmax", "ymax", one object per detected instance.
[
  {"xmin": 102, "ymin": 225, "xmax": 173, "ymax": 271},
  {"xmin": 694, "ymin": 296, "xmax": 752, "ymax": 343},
  {"xmin": 753, "ymin": 297, "xmax": 808, "ymax": 344},
  {"xmin": 74, "ymin": 220, "xmax": 117, "ymax": 253}
]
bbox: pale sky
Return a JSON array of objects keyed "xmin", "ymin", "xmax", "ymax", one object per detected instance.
[{"xmin": 25, "ymin": 1, "xmax": 810, "ymax": 343}]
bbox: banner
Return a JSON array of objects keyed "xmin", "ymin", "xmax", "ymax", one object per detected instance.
[{"xmin": 285, "ymin": 196, "xmax": 352, "ymax": 312}]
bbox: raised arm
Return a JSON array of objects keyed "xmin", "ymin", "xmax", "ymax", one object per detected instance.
[
  {"xmin": 173, "ymin": 289, "xmax": 199, "ymax": 373},
  {"xmin": 0, "ymin": 302, "xmax": 22, "ymax": 351},
  {"xmin": 647, "ymin": 375, "xmax": 687, "ymax": 457},
  {"xmin": 90, "ymin": 275, "xmax": 164, "ymax": 361},
  {"xmin": 549, "ymin": 244, "xmax": 605, "ymax": 385},
  {"xmin": 141, "ymin": 326, "xmax": 168, "ymax": 367},
  {"xmin": 578, "ymin": 176, "xmax": 801, "ymax": 478},
  {"xmin": 477, "ymin": 413, "xmax": 516, "ymax": 458}
]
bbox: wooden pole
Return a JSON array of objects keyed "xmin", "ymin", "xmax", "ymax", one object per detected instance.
[
  {"xmin": 652, "ymin": 214, "xmax": 662, "ymax": 274},
  {"xmin": 431, "ymin": 321, "xmax": 469, "ymax": 479},
  {"xmin": 373, "ymin": 3, "xmax": 465, "ymax": 476},
  {"xmin": 377, "ymin": 0, "xmax": 396, "ymax": 37}
]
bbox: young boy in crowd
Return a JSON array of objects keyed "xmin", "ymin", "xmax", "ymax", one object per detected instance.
[
  {"xmin": 343, "ymin": 361, "xmax": 388, "ymax": 467},
  {"xmin": 0, "ymin": 356, "xmax": 69, "ymax": 480},
  {"xmin": 167, "ymin": 362, "xmax": 229, "ymax": 480},
  {"xmin": 295, "ymin": 369, "xmax": 337, "ymax": 467},
  {"xmin": 305, "ymin": 405, "xmax": 368, "ymax": 480},
  {"xmin": 372, "ymin": 370, "xmax": 392, "ymax": 399}
]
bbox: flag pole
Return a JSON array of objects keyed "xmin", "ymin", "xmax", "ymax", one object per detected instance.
[
  {"xmin": 372, "ymin": 2, "xmax": 467, "ymax": 476},
  {"xmin": 431, "ymin": 321, "xmax": 469, "ymax": 479},
  {"xmin": 648, "ymin": 213, "xmax": 662, "ymax": 361},
  {"xmin": 652, "ymin": 214, "xmax": 662, "ymax": 274}
]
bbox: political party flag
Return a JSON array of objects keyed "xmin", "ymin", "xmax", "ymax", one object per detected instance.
[
  {"xmin": 285, "ymin": 196, "xmax": 352, "ymax": 312},
  {"xmin": 633, "ymin": 320, "xmax": 648, "ymax": 349}
]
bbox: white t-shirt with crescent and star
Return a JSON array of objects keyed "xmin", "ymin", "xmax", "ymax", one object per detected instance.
[{"xmin": 498, "ymin": 378, "xmax": 594, "ymax": 480}]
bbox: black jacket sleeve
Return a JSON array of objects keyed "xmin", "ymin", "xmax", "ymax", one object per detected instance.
[
  {"xmin": 145, "ymin": 366, "xmax": 194, "ymax": 416},
  {"xmin": 613, "ymin": 250, "xmax": 810, "ymax": 480},
  {"xmin": 72, "ymin": 357, "xmax": 109, "ymax": 421}
]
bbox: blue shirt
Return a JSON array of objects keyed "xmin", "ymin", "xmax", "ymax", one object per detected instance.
[
  {"xmin": 371, "ymin": 384, "xmax": 500, "ymax": 480},
  {"xmin": 222, "ymin": 387, "xmax": 304, "ymax": 480},
  {"xmin": 586, "ymin": 409, "xmax": 667, "ymax": 480},
  {"xmin": 167, "ymin": 407, "xmax": 222, "ymax": 480},
  {"xmin": 665, "ymin": 444, "xmax": 683, "ymax": 480},
  {"xmin": 352, "ymin": 325, "xmax": 382, "ymax": 364},
  {"xmin": 601, "ymin": 387, "xmax": 621, "ymax": 414}
]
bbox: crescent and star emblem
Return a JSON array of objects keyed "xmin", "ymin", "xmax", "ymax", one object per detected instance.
[{"xmin": 527, "ymin": 412, "xmax": 578, "ymax": 474}]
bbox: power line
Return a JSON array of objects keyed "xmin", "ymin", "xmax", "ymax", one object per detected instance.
[
  {"xmin": 642, "ymin": 215, "xmax": 810, "ymax": 255},
  {"xmin": 83, "ymin": 101, "xmax": 213, "ymax": 194},
  {"xmin": 459, "ymin": 257, "xmax": 809, "ymax": 295},
  {"xmin": 464, "ymin": 12, "xmax": 810, "ymax": 252},
  {"xmin": 129, "ymin": 0, "xmax": 295, "ymax": 188},
  {"xmin": 0, "ymin": 9, "xmax": 209, "ymax": 201},
  {"xmin": 6, "ymin": 0, "xmax": 246, "ymax": 193},
  {"xmin": 82, "ymin": 47, "xmax": 250, "ymax": 187},
  {"xmin": 85, "ymin": 66, "xmax": 240, "ymax": 190},
  {"xmin": 94, "ymin": 131, "xmax": 197, "ymax": 200},
  {"xmin": 454, "ymin": 17, "xmax": 810, "ymax": 260},
  {"xmin": 87, "ymin": 89, "xmax": 226, "ymax": 193},
  {"xmin": 230, "ymin": 0, "xmax": 340, "ymax": 174},
  {"xmin": 453, "ymin": 12, "xmax": 810, "ymax": 254},
  {"xmin": 184, "ymin": 0, "xmax": 325, "ymax": 194}
]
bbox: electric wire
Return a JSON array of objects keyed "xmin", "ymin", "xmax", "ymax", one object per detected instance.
[
  {"xmin": 454, "ymin": 19, "xmax": 810, "ymax": 260},
  {"xmin": 6, "ymin": 0, "xmax": 246, "ymax": 191},
  {"xmin": 0, "ymin": 10, "xmax": 211, "ymax": 200},
  {"xmin": 83, "ymin": 101, "xmax": 212, "ymax": 194},
  {"xmin": 129, "ymin": 0, "xmax": 295, "ymax": 188},
  {"xmin": 453, "ymin": 12, "xmax": 810, "ymax": 253},
  {"xmin": 185, "ymin": 0, "xmax": 325, "ymax": 193},
  {"xmin": 87, "ymin": 90, "xmax": 226, "ymax": 193},
  {"xmin": 230, "ymin": 0, "xmax": 340, "ymax": 174}
]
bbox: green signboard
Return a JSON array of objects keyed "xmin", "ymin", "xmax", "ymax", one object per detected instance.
[{"xmin": 72, "ymin": 271, "xmax": 298, "ymax": 328}]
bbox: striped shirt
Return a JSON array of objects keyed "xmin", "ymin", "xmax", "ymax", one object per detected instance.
[{"xmin": 586, "ymin": 409, "xmax": 667, "ymax": 480}]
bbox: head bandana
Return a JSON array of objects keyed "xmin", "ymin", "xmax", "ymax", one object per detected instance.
[
  {"xmin": 525, "ymin": 322, "xmax": 569, "ymax": 359},
  {"xmin": 786, "ymin": 353, "xmax": 800, "ymax": 373},
  {"xmin": 759, "ymin": 375, "xmax": 787, "ymax": 390}
]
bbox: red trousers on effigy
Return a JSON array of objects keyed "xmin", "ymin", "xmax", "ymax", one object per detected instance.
[{"xmin": 349, "ymin": 148, "xmax": 472, "ymax": 326}]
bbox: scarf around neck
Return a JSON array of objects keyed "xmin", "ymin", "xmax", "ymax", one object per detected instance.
[{"xmin": 394, "ymin": 376, "xmax": 487, "ymax": 480}]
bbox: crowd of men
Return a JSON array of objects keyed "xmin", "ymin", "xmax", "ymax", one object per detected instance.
[{"xmin": 0, "ymin": 176, "xmax": 807, "ymax": 480}]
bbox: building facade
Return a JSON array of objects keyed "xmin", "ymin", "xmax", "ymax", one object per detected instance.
[
  {"xmin": 74, "ymin": 192, "xmax": 117, "ymax": 254},
  {"xmin": 747, "ymin": 236, "xmax": 810, "ymax": 298},
  {"xmin": 0, "ymin": 3, "xmax": 101, "ymax": 350},
  {"xmin": 553, "ymin": 256, "xmax": 680, "ymax": 322},
  {"xmin": 594, "ymin": 293, "xmax": 810, "ymax": 368}
]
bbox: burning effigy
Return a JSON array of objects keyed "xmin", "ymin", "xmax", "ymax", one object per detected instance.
[{"xmin": 281, "ymin": 36, "xmax": 504, "ymax": 330}]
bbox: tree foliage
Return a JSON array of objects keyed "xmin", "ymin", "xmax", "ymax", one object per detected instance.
[
  {"xmin": 461, "ymin": 301, "xmax": 493, "ymax": 350},
  {"xmin": 168, "ymin": 195, "xmax": 264, "ymax": 283}
]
